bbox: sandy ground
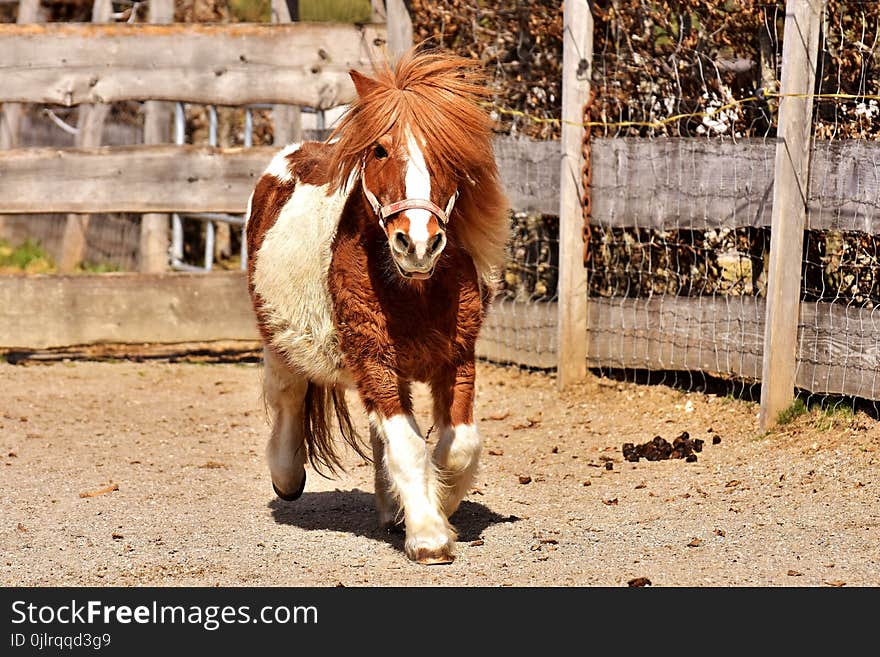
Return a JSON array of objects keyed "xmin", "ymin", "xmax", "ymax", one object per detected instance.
[{"xmin": 1, "ymin": 359, "xmax": 878, "ymax": 587}]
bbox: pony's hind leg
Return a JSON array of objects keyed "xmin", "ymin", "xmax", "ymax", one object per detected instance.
[
  {"xmin": 262, "ymin": 349, "xmax": 309, "ymax": 501},
  {"xmin": 431, "ymin": 361, "xmax": 482, "ymax": 518},
  {"xmin": 370, "ymin": 424, "xmax": 400, "ymax": 530}
]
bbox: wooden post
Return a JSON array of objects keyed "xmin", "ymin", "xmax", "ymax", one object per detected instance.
[
  {"xmin": 759, "ymin": 0, "xmax": 825, "ymax": 429},
  {"xmin": 57, "ymin": 0, "xmax": 112, "ymax": 272},
  {"xmin": 0, "ymin": 0, "xmax": 41, "ymax": 238},
  {"xmin": 138, "ymin": 0, "xmax": 174, "ymax": 273},
  {"xmin": 370, "ymin": 0, "xmax": 386, "ymax": 23},
  {"xmin": 271, "ymin": 0, "xmax": 302, "ymax": 146},
  {"xmin": 556, "ymin": 0, "xmax": 592, "ymax": 389},
  {"xmin": 385, "ymin": 0, "xmax": 412, "ymax": 58},
  {"xmin": 0, "ymin": 0, "xmax": 40, "ymax": 150}
]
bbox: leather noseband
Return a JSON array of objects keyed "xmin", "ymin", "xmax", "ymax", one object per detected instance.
[{"xmin": 361, "ymin": 163, "xmax": 457, "ymax": 230}]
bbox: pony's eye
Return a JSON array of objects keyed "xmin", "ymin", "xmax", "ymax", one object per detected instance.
[{"xmin": 374, "ymin": 144, "xmax": 388, "ymax": 160}]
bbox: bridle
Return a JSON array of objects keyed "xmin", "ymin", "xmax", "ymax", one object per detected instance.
[{"xmin": 360, "ymin": 160, "xmax": 458, "ymax": 231}]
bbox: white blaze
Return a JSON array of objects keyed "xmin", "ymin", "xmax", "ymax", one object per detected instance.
[{"xmin": 404, "ymin": 131, "xmax": 432, "ymax": 257}]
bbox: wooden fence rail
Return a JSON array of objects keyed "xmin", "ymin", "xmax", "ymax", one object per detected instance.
[
  {"xmin": 3, "ymin": 271, "xmax": 876, "ymax": 404},
  {"xmin": 0, "ymin": 23, "xmax": 385, "ymax": 107},
  {"xmin": 488, "ymin": 137, "xmax": 880, "ymax": 233},
  {"xmin": 0, "ymin": 145, "xmax": 276, "ymax": 214},
  {"xmin": 3, "ymin": 137, "xmax": 876, "ymax": 229}
]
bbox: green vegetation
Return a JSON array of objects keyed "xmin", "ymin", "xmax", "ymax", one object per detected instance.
[
  {"xmin": 811, "ymin": 401, "xmax": 854, "ymax": 431},
  {"xmin": 229, "ymin": 0, "xmax": 270, "ymax": 22},
  {"xmin": 0, "ymin": 239, "xmax": 54, "ymax": 273},
  {"xmin": 0, "ymin": 239, "xmax": 122, "ymax": 274},
  {"xmin": 300, "ymin": 0, "xmax": 371, "ymax": 22},
  {"xmin": 776, "ymin": 398, "xmax": 807, "ymax": 426},
  {"xmin": 774, "ymin": 397, "xmax": 856, "ymax": 431},
  {"xmin": 228, "ymin": 0, "xmax": 372, "ymax": 23}
]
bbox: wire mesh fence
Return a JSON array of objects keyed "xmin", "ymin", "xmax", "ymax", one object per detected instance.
[
  {"xmin": 476, "ymin": 211, "xmax": 559, "ymax": 369},
  {"xmin": 475, "ymin": 136, "xmax": 560, "ymax": 369},
  {"xmin": 797, "ymin": 0, "xmax": 880, "ymax": 408},
  {"xmin": 578, "ymin": 1, "xmax": 784, "ymax": 397},
  {"xmin": 578, "ymin": 0, "xmax": 880, "ymax": 409}
]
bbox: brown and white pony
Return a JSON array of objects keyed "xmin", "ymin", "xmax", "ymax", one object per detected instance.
[{"xmin": 245, "ymin": 49, "xmax": 509, "ymax": 564}]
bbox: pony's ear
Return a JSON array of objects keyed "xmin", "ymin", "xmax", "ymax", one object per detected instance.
[{"xmin": 349, "ymin": 69, "xmax": 379, "ymax": 98}]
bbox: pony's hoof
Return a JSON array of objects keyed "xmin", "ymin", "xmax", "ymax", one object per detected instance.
[
  {"xmin": 412, "ymin": 547, "xmax": 455, "ymax": 565},
  {"xmin": 407, "ymin": 536, "xmax": 455, "ymax": 565},
  {"xmin": 273, "ymin": 472, "xmax": 306, "ymax": 501}
]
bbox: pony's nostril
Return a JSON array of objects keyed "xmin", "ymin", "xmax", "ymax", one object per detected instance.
[
  {"xmin": 393, "ymin": 230, "xmax": 413, "ymax": 254},
  {"xmin": 427, "ymin": 232, "xmax": 446, "ymax": 256}
]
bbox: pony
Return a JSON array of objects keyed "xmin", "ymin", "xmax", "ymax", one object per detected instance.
[{"xmin": 244, "ymin": 48, "xmax": 509, "ymax": 564}]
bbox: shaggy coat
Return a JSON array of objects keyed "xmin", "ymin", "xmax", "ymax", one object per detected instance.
[{"xmin": 245, "ymin": 48, "xmax": 509, "ymax": 564}]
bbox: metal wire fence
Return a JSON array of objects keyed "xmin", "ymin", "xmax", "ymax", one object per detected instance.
[
  {"xmin": 575, "ymin": 2, "xmax": 781, "ymax": 398},
  {"xmin": 475, "ymin": 136, "xmax": 560, "ymax": 369},
  {"xmin": 797, "ymin": 0, "xmax": 880, "ymax": 408},
  {"xmin": 429, "ymin": 2, "xmax": 880, "ymax": 412},
  {"xmin": 576, "ymin": 0, "xmax": 880, "ymax": 408}
]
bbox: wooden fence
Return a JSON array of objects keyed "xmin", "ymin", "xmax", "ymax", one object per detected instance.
[
  {"xmin": 2, "ymin": 0, "xmax": 878, "ymax": 429},
  {"xmin": 485, "ymin": 135, "xmax": 880, "ymax": 402}
]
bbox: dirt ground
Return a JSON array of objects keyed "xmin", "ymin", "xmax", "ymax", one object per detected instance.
[{"xmin": 1, "ymin": 359, "xmax": 878, "ymax": 587}]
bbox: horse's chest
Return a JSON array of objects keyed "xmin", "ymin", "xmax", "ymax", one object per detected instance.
[{"xmin": 328, "ymin": 237, "xmax": 483, "ymax": 380}]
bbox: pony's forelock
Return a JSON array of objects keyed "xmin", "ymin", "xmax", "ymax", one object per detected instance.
[{"xmin": 328, "ymin": 48, "xmax": 496, "ymax": 188}]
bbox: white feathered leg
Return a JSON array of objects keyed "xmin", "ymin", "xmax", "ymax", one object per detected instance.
[{"xmin": 372, "ymin": 412, "xmax": 455, "ymax": 564}]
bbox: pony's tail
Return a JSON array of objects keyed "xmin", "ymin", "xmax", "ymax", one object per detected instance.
[{"xmin": 302, "ymin": 382, "xmax": 369, "ymax": 476}]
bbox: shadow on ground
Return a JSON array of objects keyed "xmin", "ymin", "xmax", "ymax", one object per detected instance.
[{"xmin": 269, "ymin": 489, "xmax": 520, "ymax": 552}]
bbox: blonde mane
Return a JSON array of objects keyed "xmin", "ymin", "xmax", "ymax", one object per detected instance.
[{"xmin": 327, "ymin": 48, "xmax": 510, "ymax": 278}]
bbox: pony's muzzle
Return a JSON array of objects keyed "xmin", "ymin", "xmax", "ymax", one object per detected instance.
[{"xmin": 390, "ymin": 227, "xmax": 446, "ymax": 278}]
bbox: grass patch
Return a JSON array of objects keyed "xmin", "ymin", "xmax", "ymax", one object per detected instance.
[
  {"xmin": 810, "ymin": 401, "xmax": 855, "ymax": 431},
  {"xmin": 773, "ymin": 398, "xmax": 856, "ymax": 432},
  {"xmin": 776, "ymin": 398, "xmax": 807, "ymax": 426},
  {"xmin": 228, "ymin": 0, "xmax": 372, "ymax": 23},
  {"xmin": 299, "ymin": 0, "xmax": 372, "ymax": 22},
  {"xmin": 229, "ymin": 0, "xmax": 270, "ymax": 22},
  {"xmin": 0, "ymin": 239, "xmax": 55, "ymax": 273}
]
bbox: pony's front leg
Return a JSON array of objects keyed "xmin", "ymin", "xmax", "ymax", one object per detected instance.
[
  {"xmin": 431, "ymin": 360, "xmax": 481, "ymax": 518},
  {"xmin": 365, "ymin": 381, "xmax": 455, "ymax": 564}
]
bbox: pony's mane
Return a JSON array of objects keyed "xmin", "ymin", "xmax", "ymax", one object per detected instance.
[{"xmin": 327, "ymin": 48, "xmax": 510, "ymax": 277}]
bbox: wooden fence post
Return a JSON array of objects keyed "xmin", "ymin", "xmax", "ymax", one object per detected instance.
[
  {"xmin": 0, "ymin": 0, "xmax": 42, "ymax": 239},
  {"xmin": 271, "ymin": 0, "xmax": 303, "ymax": 146},
  {"xmin": 385, "ymin": 0, "xmax": 412, "ymax": 58},
  {"xmin": 759, "ymin": 0, "xmax": 825, "ymax": 429},
  {"xmin": 138, "ymin": 0, "xmax": 174, "ymax": 273},
  {"xmin": 370, "ymin": 0, "xmax": 386, "ymax": 23},
  {"xmin": 556, "ymin": 0, "xmax": 592, "ymax": 389},
  {"xmin": 57, "ymin": 0, "xmax": 112, "ymax": 272}
]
